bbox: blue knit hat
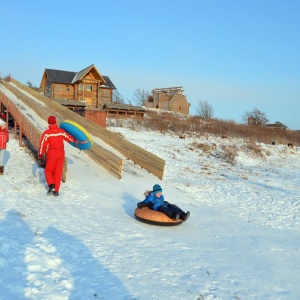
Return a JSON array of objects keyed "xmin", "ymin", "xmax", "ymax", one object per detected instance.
[{"xmin": 153, "ymin": 184, "xmax": 162, "ymax": 194}]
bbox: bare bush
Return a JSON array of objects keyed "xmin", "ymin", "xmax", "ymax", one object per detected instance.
[
  {"xmin": 190, "ymin": 142, "xmax": 216, "ymax": 153},
  {"xmin": 221, "ymin": 145, "xmax": 238, "ymax": 165},
  {"xmin": 107, "ymin": 110, "xmax": 300, "ymax": 146},
  {"xmin": 241, "ymin": 143, "xmax": 267, "ymax": 159}
]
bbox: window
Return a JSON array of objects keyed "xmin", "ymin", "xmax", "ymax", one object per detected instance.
[
  {"xmin": 56, "ymin": 84, "xmax": 61, "ymax": 91},
  {"xmin": 79, "ymin": 84, "xmax": 83, "ymax": 91},
  {"xmin": 86, "ymin": 85, "xmax": 93, "ymax": 91}
]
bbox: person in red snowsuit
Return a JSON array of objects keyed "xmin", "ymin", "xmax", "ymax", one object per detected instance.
[
  {"xmin": 0, "ymin": 120, "xmax": 9, "ymax": 175},
  {"xmin": 38, "ymin": 116, "xmax": 75, "ymax": 196}
]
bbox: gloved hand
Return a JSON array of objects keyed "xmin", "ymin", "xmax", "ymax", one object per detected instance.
[
  {"xmin": 147, "ymin": 203, "xmax": 153, "ymax": 209},
  {"xmin": 38, "ymin": 155, "xmax": 45, "ymax": 166},
  {"xmin": 137, "ymin": 202, "xmax": 146, "ymax": 209}
]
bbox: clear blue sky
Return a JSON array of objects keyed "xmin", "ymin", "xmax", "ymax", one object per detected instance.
[{"xmin": 1, "ymin": 0, "xmax": 299, "ymax": 129}]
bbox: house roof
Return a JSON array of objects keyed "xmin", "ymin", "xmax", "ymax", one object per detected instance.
[
  {"xmin": 103, "ymin": 102, "xmax": 146, "ymax": 111},
  {"xmin": 102, "ymin": 76, "xmax": 116, "ymax": 89},
  {"xmin": 265, "ymin": 121, "xmax": 288, "ymax": 129},
  {"xmin": 42, "ymin": 64, "xmax": 115, "ymax": 89},
  {"xmin": 53, "ymin": 99, "xmax": 87, "ymax": 107},
  {"xmin": 45, "ymin": 69, "xmax": 76, "ymax": 84},
  {"xmin": 71, "ymin": 65, "xmax": 92, "ymax": 83}
]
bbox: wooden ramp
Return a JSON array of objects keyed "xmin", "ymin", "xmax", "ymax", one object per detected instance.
[{"xmin": 0, "ymin": 78, "xmax": 165, "ymax": 179}]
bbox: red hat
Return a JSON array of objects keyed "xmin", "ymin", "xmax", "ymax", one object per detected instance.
[{"xmin": 48, "ymin": 116, "xmax": 56, "ymax": 125}]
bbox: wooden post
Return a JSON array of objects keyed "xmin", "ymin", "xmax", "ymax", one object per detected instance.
[
  {"xmin": 19, "ymin": 125, "xmax": 23, "ymax": 146},
  {"xmin": 14, "ymin": 121, "xmax": 17, "ymax": 139}
]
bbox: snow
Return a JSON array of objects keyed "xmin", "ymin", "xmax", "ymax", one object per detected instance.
[{"xmin": 1, "ymin": 85, "xmax": 300, "ymax": 299}]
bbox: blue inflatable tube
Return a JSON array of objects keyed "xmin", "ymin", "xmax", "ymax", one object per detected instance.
[{"xmin": 59, "ymin": 120, "xmax": 93, "ymax": 150}]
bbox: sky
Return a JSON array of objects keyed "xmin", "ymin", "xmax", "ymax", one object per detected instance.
[
  {"xmin": 1, "ymin": 0, "xmax": 300, "ymax": 129},
  {"xmin": 1, "ymin": 80, "xmax": 300, "ymax": 299}
]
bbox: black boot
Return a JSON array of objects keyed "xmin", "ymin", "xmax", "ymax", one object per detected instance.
[
  {"xmin": 47, "ymin": 184, "xmax": 55, "ymax": 195},
  {"xmin": 53, "ymin": 191, "xmax": 59, "ymax": 197},
  {"xmin": 181, "ymin": 211, "xmax": 190, "ymax": 221}
]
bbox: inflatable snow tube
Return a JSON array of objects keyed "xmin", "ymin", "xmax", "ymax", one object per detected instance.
[
  {"xmin": 59, "ymin": 120, "xmax": 92, "ymax": 150},
  {"xmin": 134, "ymin": 206, "xmax": 183, "ymax": 226}
]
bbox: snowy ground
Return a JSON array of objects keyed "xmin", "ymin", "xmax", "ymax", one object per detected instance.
[{"xmin": 0, "ymin": 83, "xmax": 300, "ymax": 299}]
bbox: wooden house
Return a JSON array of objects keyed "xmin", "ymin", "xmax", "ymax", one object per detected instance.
[
  {"xmin": 40, "ymin": 64, "xmax": 116, "ymax": 109},
  {"xmin": 102, "ymin": 102, "xmax": 146, "ymax": 118},
  {"xmin": 143, "ymin": 87, "xmax": 190, "ymax": 115}
]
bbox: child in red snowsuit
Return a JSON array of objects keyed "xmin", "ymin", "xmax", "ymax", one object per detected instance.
[
  {"xmin": 0, "ymin": 120, "xmax": 9, "ymax": 175},
  {"xmin": 38, "ymin": 116, "xmax": 75, "ymax": 196}
]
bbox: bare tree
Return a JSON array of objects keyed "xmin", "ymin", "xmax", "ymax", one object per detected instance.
[
  {"xmin": 132, "ymin": 88, "xmax": 150, "ymax": 105},
  {"xmin": 26, "ymin": 81, "xmax": 33, "ymax": 87},
  {"xmin": 196, "ymin": 100, "xmax": 214, "ymax": 118},
  {"xmin": 242, "ymin": 107, "xmax": 269, "ymax": 125},
  {"xmin": 112, "ymin": 89, "xmax": 125, "ymax": 103},
  {"xmin": 126, "ymin": 99, "xmax": 133, "ymax": 105}
]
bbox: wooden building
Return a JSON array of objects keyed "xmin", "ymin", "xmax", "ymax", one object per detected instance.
[
  {"xmin": 248, "ymin": 117, "xmax": 288, "ymax": 130},
  {"xmin": 265, "ymin": 121, "xmax": 288, "ymax": 130},
  {"xmin": 40, "ymin": 64, "xmax": 116, "ymax": 109},
  {"xmin": 103, "ymin": 102, "xmax": 146, "ymax": 118},
  {"xmin": 144, "ymin": 86, "xmax": 190, "ymax": 115}
]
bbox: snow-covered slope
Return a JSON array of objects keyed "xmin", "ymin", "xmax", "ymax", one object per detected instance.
[{"xmin": 0, "ymin": 122, "xmax": 299, "ymax": 299}]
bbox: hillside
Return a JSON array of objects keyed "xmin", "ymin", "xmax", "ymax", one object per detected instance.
[{"xmin": 0, "ymin": 112, "xmax": 299, "ymax": 299}]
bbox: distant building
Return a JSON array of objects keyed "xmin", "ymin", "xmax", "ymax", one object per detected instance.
[
  {"xmin": 247, "ymin": 117, "xmax": 288, "ymax": 130},
  {"xmin": 144, "ymin": 86, "xmax": 190, "ymax": 115},
  {"xmin": 40, "ymin": 64, "xmax": 116, "ymax": 109},
  {"xmin": 248, "ymin": 116, "xmax": 257, "ymax": 125},
  {"xmin": 265, "ymin": 121, "xmax": 288, "ymax": 130},
  {"xmin": 102, "ymin": 102, "xmax": 146, "ymax": 118}
]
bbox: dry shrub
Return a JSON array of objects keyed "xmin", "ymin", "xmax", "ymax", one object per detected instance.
[
  {"xmin": 108, "ymin": 110, "xmax": 300, "ymax": 146},
  {"xmin": 221, "ymin": 145, "xmax": 238, "ymax": 165},
  {"xmin": 190, "ymin": 142, "xmax": 216, "ymax": 153},
  {"xmin": 242, "ymin": 142, "xmax": 267, "ymax": 159}
]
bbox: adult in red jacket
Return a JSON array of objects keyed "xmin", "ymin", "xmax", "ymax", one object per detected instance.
[
  {"xmin": 0, "ymin": 120, "xmax": 9, "ymax": 175},
  {"xmin": 38, "ymin": 116, "xmax": 75, "ymax": 196}
]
